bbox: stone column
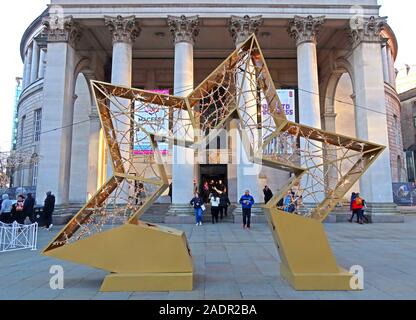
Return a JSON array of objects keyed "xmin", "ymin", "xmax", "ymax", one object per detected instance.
[
  {"xmin": 381, "ymin": 39, "xmax": 390, "ymax": 84},
  {"xmin": 348, "ymin": 16, "xmax": 401, "ymax": 221},
  {"xmin": 22, "ymin": 45, "xmax": 33, "ymax": 89},
  {"xmin": 386, "ymin": 45, "xmax": 396, "ymax": 89},
  {"xmin": 288, "ymin": 15, "xmax": 326, "ymax": 204},
  {"xmin": 38, "ymin": 48, "xmax": 47, "ymax": 79},
  {"xmin": 166, "ymin": 15, "xmax": 199, "ymax": 221},
  {"xmin": 36, "ymin": 16, "xmax": 81, "ymax": 205},
  {"xmin": 86, "ymin": 108, "xmax": 101, "ymax": 199},
  {"xmin": 288, "ymin": 15, "xmax": 324, "ymax": 129},
  {"xmin": 30, "ymin": 40, "xmax": 40, "ymax": 83},
  {"xmin": 229, "ymin": 15, "xmax": 265, "ymax": 222},
  {"xmin": 104, "ymin": 15, "xmax": 140, "ymax": 181}
]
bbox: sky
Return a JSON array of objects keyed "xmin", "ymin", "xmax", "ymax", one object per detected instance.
[{"xmin": 0, "ymin": 0, "xmax": 415, "ymax": 152}]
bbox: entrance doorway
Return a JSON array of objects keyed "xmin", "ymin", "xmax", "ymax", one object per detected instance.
[{"xmin": 200, "ymin": 164, "xmax": 228, "ymax": 203}]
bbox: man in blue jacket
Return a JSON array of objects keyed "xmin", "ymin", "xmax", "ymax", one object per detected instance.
[{"xmin": 239, "ymin": 190, "xmax": 255, "ymax": 229}]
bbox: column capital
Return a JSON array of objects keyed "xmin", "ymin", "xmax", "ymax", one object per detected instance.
[
  {"xmin": 167, "ymin": 15, "xmax": 200, "ymax": 45},
  {"xmin": 42, "ymin": 15, "xmax": 82, "ymax": 47},
  {"xmin": 229, "ymin": 15, "xmax": 263, "ymax": 46},
  {"xmin": 104, "ymin": 15, "xmax": 141, "ymax": 44},
  {"xmin": 288, "ymin": 15, "xmax": 325, "ymax": 46},
  {"xmin": 348, "ymin": 16, "xmax": 387, "ymax": 48}
]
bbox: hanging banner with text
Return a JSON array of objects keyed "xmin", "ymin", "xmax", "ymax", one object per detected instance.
[{"xmin": 134, "ymin": 89, "xmax": 170, "ymax": 155}]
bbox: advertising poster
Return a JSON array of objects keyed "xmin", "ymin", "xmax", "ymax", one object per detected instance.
[
  {"xmin": 392, "ymin": 182, "xmax": 416, "ymax": 206},
  {"xmin": 133, "ymin": 89, "xmax": 170, "ymax": 155}
]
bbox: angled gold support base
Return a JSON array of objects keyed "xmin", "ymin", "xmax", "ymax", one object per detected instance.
[
  {"xmin": 43, "ymin": 222, "xmax": 194, "ymax": 292},
  {"xmin": 101, "ymin": 272, "xmax": 193, "ymax": 292},
  {"xmin": 266, "ymin": 210, "xmax": 359, "ymax": 291}
]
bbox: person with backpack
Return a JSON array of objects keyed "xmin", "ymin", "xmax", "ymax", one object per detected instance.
[
  {"xmin": 190, "ymin": 192, "xmax": 204, "ymax": 226},
  {"xmin": 350, "ymin": 192, "xmax": 364, "ymax": 224}
]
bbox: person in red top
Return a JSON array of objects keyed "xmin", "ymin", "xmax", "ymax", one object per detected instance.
[{"xmin": 350, "ymin": 192, "xmax": 364, "ymax": 224}]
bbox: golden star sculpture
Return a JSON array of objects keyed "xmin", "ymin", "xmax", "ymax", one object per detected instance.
[{"xmin": 43, "ymin": 35, "xmax": 384, "ymax": 291}]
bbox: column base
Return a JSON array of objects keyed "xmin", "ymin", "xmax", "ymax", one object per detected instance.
[
  {"xmin": 233, "ymin": 205, "xmax": 266, "ymax": 224},
  {"xmin": 364, "ymin": 203, "xmax": 404, "ymax": 223},
  {"xmin": 165, "ymin": 204, "xmax": 196, "ymax": 224}
]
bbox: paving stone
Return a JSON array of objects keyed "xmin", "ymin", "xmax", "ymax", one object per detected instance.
[{"xmin": 2, "ymin": 218, "xmax": 416, "ymax": 300}]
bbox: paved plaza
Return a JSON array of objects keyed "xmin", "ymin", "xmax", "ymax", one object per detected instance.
[{"xmin": 1, "ymin": 216, "xmax": 416, "ymax": 300}]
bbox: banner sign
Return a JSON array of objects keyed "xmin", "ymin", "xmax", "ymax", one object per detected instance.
[
  {"xmin": 262, "ymin": 89, "xmax": 297, "ymax": 155},
  {"xmin": 392, "ymin": 182, "xmax": 416, "ymax": 206},
  {"xmin": 134, "ymin": 89, "xmax": 170, "ymax": 155}
]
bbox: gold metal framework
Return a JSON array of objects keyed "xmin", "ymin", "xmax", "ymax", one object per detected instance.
[{"xmin": 43, "ymin": 35, "xmax": 384, "ymax": 291}]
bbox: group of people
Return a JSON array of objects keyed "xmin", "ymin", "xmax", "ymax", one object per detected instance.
[
  {"xmin": 190, "ymin": 191, "xmax": 231, "ymax": 226},
  {"xmin": 0, "ymin": 191, "xmax": 56, "ymax": 230},
  {"xmin": 349, "ymin": 192, "xmax": 368, "ymax": 224},
  {"xmin": 264, "ymin": 185, "xmax": 302, "ymax": 214},
  {"xmin": 190, "ymin": 189, "xmax": 255, "ymax": 229}
]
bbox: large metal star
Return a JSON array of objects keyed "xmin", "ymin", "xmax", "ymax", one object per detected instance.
[{"xmin": 44, "ymin": 35, "xmax": 384, "ymax": 291}]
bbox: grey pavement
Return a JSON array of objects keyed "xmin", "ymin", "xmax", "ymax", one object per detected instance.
[{"xmin": 1, "ymin": 216, "xmax": 416, "ymax": 300}]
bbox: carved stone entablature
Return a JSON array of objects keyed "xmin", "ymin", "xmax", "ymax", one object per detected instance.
[
  {"xmin": 348, "ymin": 16, "xmax": 387, "ymax": 48},
  {"xmin": 229, "ymin": 15, "xmax": 263, "ymax": 46},
  {"xmin": 288, "ymin": 15, "xmax": 325, "ymax": 46},
  {"xmin": 104, "ymin": 15, "xmax": 141, "ymax": 44},
  {"xmin": 42, "ymin": 15, "xmax": 82, "ymax": 47},
  {"xmin": 167, "ymin": 15, "xmax": 200, "ymax": 45}
]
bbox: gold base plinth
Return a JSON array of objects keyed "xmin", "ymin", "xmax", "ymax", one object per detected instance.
[
  {"xmin": 100, "ymin": 272, "xmax": 193, "ymax": 292},
  {"xmin": 267, "ymin": 210, "xmax": 360, "ymax": 291},
  {"xmin": 44, "ymin": 222, "xmax": 194, "ymax": 292},
  {"xmin": 280, "ymin": 263, "xmax": 354, "ymax": 291}
]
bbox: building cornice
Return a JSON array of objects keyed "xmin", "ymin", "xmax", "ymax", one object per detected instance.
[
  {"xmin": 20, "ymin": 9, "xmax": 48, "ymax": 61},
  {"xmin": 399, "ymin": 87, "xmax": 416, "ymax": 102}
]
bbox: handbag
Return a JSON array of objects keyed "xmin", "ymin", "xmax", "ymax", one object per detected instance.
[{"xmin": 201, "ymin": 204, "xmax": 206, "ymax": 212}]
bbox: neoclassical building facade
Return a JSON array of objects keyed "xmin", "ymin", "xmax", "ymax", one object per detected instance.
[{"xmin": 15, "ymin": 0, "xmax": 403, "ymax": 219}]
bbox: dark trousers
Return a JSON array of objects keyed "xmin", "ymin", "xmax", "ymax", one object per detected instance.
[
  {"xmin": 350, "ymin": 209, "xmax": 363, "ymax": 222},
  {"xmin": 242, "ymin": 208, "xmax": 251, "ymax": 228},
  {"xmin": 44, "ymin": 211, "xmax": 53, "ymax": 228},
  {"xmin": 211, "ymin": 207, "xmax": 219, "ymax": 224},
  {"xmin": 219, "ymin": 206, "xmax": 228, "ymax": 219}
]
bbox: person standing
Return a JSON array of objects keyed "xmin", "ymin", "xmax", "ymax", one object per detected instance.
[
  {"xmin": 283, "ymin": 191, "xmax": 293, "ymax": 213},
  {"xmin": 350, "ymin": 192, "xmax": 364, "ymax": 224},
  {"xmin": 0, "ymin": 194, "xmax": 14, "ymax": 223},
  {"xmin": 348, "ymin": 192, "xmax": 357, "ymax": 222},
  {"xmin": 210, "ymin": 193, "xmax": 220, "ymax": 224},
  {"xmin": 24, "ymin": 193, "xmax": 36, "ymax": 224},
  {"xmin": 190, "ymin": 192, "xmax": 204, "ymax": 226},
  {"xmin": 263, "ymin": 186, "xmax": 273, "ymax": 204},
  {"xmin": 43, "ymin": 191, "xmax": 56, "ymax": 230},
  {"xmin": 168, "ymin": 182, "xmax": 172, "ymax": 202},
  {"xmin": 219, "ymin": 192, "xmax": 231, "ymax": 219},
  {"xmin": 11, "ymin": 195, "xmax": 26, "ymax": 224},
  {"xmin": 202, "ymin": 181, "xmax": 210, "ymax": 204},
  {"xmin": 239, "ymin": 190, "xmax": 255, "ymax": 229}
]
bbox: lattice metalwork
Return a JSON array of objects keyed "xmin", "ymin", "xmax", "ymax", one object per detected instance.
[{"xmin": 45, "ymin": 35, "xmax": 384, "ymax": 253}]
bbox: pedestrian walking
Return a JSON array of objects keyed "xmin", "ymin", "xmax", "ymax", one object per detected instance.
[
  {"xmin": 219, "ymin": 192, "xmax": 231, "ymax": 219},
  {"xmin": 350, "ymin": 192, "xmax": 364, "ymax": 224},
  {"xmin": 239, "ymin": 190, "xmax": 255, "ymax": 229},
  {"xmin": 190, "ymin": 192, "xmax": 204, "ymax": 226},
  {"xmin": 43, "ymin": 191, "xmax": 56, "ymax": 230},
  {"xmin": 263, "ymin": 186, "xmax": 273, "ymax": 204}
]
